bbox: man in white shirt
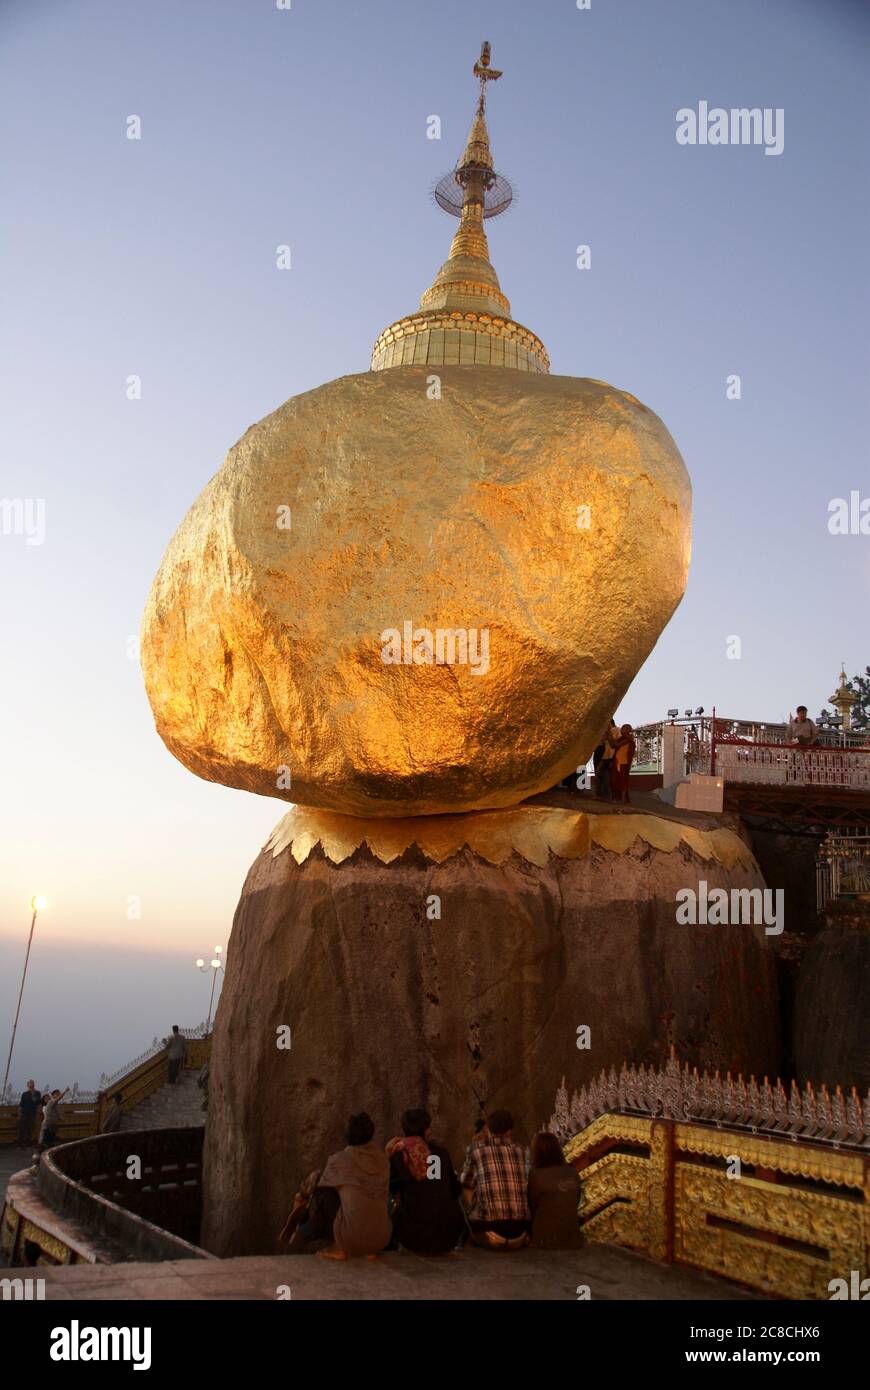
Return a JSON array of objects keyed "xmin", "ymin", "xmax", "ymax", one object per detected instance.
[{"xmin": 788, "ymin": 706, "xmax": 818, "ymax": 746}]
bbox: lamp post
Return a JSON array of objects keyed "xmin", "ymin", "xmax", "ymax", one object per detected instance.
[
  {"xmin": 2, "ymin": 895, "xmax": 47, "ymax": 1101},
  {"xmin": 196, "ymin": 946, "xmax": 224, "ymax": 1034}
]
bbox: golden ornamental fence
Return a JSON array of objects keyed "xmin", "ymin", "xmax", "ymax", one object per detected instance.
[{"xmin": 549, "ymin": 1054, "xmax": 869, "ymax": 1301}]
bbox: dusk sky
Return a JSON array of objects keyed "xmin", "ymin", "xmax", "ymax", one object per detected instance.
[{"xmin": 1, "ymin": 0, "xmax": 867, "ymax": 1085}]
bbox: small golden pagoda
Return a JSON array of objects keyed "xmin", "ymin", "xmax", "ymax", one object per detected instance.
[
  {"xmin": 371, "ymin": 43, "xmax": 549, "ymax": 373},
  {"xmin": 829, "ymin": 666, "xmax": 858, "ymax": 731}
]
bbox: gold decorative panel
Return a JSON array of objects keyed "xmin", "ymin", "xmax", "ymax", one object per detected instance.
[
  {"xmin": 674, "ymin": 1163, "xmax": 865, "ymax": 1300},
  {"xmin": 556, "ymin": 1058, "xmax": 869, "ymax": 1299}
]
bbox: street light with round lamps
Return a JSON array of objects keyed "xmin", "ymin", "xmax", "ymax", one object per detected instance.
[
  {"xmin": 196, "ymin": 945, "xmax": 224, "ymax": 1033},
  {"xmin": 2, "ymin": 896, "xmax": 48, "ymax": 1100}
]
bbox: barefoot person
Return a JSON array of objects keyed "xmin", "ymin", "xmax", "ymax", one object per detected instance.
[{"xmin": 316, "ymin": 1112, "xmax": 391, "ymax": 1261}]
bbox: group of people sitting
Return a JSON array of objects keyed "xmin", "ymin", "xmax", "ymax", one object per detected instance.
[{"xmin": 280, "ymin": 1107, "xmax": 582, "ymax": 1260}]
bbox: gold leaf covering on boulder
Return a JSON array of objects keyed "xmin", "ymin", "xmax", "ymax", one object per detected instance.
[
  {"xmin": 141, "ymin": 366, "xmax": 690, "ymax": 816},
  {"xmin": 141, "ymin": 42, "xmax": 691, "ymax": 817}
]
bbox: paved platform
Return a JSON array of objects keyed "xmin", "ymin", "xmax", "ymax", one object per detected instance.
[
  {"xmin": 528, "ymin": 786, "xmax": 735, "ymax": 831},
  {"xmin": 33, "ymin": 1244, "xmax": 757, "ymax": 1301}
]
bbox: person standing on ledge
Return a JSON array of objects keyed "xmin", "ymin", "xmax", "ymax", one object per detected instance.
[
  {"xmin": 38, "ymin": 1087, "xmax": 69, "ymax": 1150},
  {"xmin": 611, "ymin": 723, "xmax": 636, "ymax": 804},
  {"xmin": 787, "ymin": 706, "xmax": 818, "ymax": 746},
  {"xmin": 166, "ymin": 1025, "xmax": 187, "ymax": 1085},
  {"xmin": 594, "ymin": 716, "xmax": 619, "ymax": 799},
  {"xmin": 18, "ymin": 1079, "xmax": 41, "ymax": 1148}
]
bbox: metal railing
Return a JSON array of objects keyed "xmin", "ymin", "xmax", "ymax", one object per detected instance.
[
  {"xmin": 633, "ymin": 713, "xmax": 870, "ymax": 789},
  {"xmin": 713, "ymin": 740, "xmax": 870, "ymax": 789}
]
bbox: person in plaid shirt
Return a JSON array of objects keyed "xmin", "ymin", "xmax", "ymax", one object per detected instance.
[{"xmin": 460, "ymin": 1109, "xmax": 530, "ymax": 1248}]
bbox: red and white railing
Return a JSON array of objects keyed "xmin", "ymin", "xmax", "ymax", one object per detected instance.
[
  {"xmin": 633, "ymin": 711, "xmax": 870, "ymax": 790},
  {"xmin": 711, "ymin": 740, "xmax": 870, "ymax": 789}
]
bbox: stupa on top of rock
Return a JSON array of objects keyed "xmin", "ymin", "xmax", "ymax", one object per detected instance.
[
  {"xmin": 140, "ymin": 43, "xmax": 691, "ymax": 819},
  {"xmin": 370, "ymin": 41, "xmax": 549, "ymax": 373},
  {"xmin": 140, "ymin": 45, "xmax": 779, "ymax": 1258}
]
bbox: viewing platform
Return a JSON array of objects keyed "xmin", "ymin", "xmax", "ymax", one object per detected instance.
[{"xmin": 631, "ymin": 713, "xmax": 870, "ymax": 828}]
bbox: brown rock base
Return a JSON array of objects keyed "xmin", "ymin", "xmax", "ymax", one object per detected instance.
[
  {"xmin": 794, "ymin": 901, "xmax": 870, "ymax": 1090},
  {"xmin": 201, "ymin": 808, "xmax": 779, "ymax": 1256}
]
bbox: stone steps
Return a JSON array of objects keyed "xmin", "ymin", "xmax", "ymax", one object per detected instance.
[{"xmin": 121, "ymin": 1071, "xmax": 204, "ymax": 1131}]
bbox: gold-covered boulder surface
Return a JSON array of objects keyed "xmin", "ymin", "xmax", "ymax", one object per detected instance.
[{"xmin": 141, "ymin": 366, "xmax": 691, "ymax": 817}]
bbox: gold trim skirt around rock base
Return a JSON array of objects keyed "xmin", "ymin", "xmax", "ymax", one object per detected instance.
[{"xmin": 265, "ymin": 802, "xmax": 760, "ymax": 872}]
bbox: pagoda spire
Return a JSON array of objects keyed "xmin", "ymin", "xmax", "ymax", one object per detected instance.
[
  {"xmin": 371, "ymin": 43, "xmax": 549, "ymax": 374},
  {"xmin": 427, "ymin": 44, "xmax": 505, "ymax": 306}
]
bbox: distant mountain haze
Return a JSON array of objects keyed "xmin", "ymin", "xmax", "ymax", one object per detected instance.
[{"xmin": 0, "ymin": 940, "xmax": 224, "ymax": 1092}]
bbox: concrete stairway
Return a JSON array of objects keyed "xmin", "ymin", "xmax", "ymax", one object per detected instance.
[{"xmin": 121, "ymin": 1070, "xmax": 204, "ymax": 1131}]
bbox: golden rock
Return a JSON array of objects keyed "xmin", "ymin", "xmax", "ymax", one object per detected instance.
[{"xmin": 141, "ymin": 365, "xmax": 691, "ymax": 816}]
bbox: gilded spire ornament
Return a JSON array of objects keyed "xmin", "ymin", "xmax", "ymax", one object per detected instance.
[{"xmin": 371, "ymin": 42, "xmax": 549, "ymax": 372}]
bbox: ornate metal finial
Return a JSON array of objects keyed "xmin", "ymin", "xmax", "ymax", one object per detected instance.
[
  {"xmin": 474, "ymin": 41, "xmax": 502, "ymax": 83},
  {"xmin": 434, "ymin": 43, "xmax": 511, "ymax": 220}
]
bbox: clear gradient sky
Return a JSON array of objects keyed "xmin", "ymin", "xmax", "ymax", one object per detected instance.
[{"xmin": 1, "ymin": 1, "xmax": 868, "ymax": 1081}]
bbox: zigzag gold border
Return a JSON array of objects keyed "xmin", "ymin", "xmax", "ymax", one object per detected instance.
[{"xmin": 265, "ymin": 805, "xmax": 759, "ymax": 872}]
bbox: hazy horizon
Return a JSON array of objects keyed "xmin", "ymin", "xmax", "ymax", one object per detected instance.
[{"xmin": 0, "ymin": 938, "xmax": 223, "ymax": 1094}]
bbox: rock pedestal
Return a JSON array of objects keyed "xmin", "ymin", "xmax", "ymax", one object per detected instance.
[
  {"xmin": 794, "ymin": 902, "xmax": 870, "ymax": 1090},
  {"xmin": 200, "ymin": 805, "xmax": 780, "ymax": 1256}
]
